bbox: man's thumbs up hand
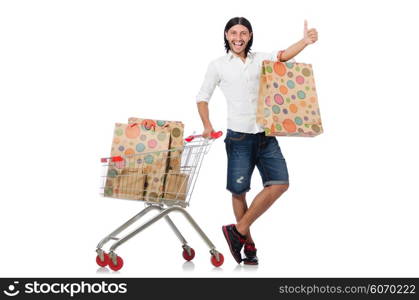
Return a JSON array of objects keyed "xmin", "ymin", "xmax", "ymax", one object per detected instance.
[{"xmin": 303, "ymin": 20, "xmax": 318, "ymax": 45}]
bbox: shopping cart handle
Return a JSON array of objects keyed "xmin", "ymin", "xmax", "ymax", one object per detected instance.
[
  {"xmin": 185, "ymin": 131, "xmax": 223, "ymax": 142},
  {"xmin": 100, "ymin": 156, "xmax": 123, "ymax": 163},
  {"xmin": 211, "ymin": 131, "xmax": 223, "ymax": 139}
]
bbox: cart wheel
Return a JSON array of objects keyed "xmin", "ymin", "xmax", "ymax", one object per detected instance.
[
  {"xmin": 211, "ymin": 253, "xmax": 224, "ymax": 267},
  {"xmin": 96, "ymin": 253, "xmax": 109, "ymax": 267},
  {"xmin": 109, "ymin": 255, "xmax": 124, "ymax": 271},
  {"xmin": 182, "ymin": 248, "xmax": 195, "ymax": 261}
]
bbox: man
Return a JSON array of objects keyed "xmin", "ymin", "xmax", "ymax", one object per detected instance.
[{"xmin": 196, "ymin": 17, "xmax": 318, "ymax": 265}]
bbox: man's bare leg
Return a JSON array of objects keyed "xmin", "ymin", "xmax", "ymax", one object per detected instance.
[
  {"xmin": 232, "ymin": 193, "xmax": 254, "ymax": 244},
  {"xmin": 236, "ymin": 184, "xmax": 289, "ymax": 236}
]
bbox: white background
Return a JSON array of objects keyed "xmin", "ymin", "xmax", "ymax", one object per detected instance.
[{"xmin": 1, "ymin": 0, "xmax": 418, "ymax": 277}]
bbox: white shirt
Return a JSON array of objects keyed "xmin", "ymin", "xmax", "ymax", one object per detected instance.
[{"xmin": 196, "ymin": 50, "xmax": 294, "ymax": 133}]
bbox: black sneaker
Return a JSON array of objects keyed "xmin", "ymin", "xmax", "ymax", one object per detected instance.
[
  {"xmin": 243, "ymin": 243, "xmax": 258, "ymax": 265},
  {"xmin": 222, "ymin": 224, "xmax": 246, "ymax": 263}
]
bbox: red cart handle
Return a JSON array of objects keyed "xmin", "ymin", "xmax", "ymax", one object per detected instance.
[
  {"xmin": 185, "ymin": 131, "xmax": 223, "ymax": 142},
  {"xmin": 100, "ymin": 156, "xmax": 124, "ymax": 163}
]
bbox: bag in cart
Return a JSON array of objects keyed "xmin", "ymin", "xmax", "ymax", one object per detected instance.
[
  {"xmin": 105, "ymin": 121, "xmax": 172, "ymax": 202},
  {"xmin": 127, "ymin": 118, "xmax": 188, "ymax": 200}
]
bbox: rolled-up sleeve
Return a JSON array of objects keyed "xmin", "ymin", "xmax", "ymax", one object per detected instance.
[{"xmin": 196, "ymin": 61, "xmax": 220, "ymax": 103}]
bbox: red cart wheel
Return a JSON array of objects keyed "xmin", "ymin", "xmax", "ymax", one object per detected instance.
[
  {"xmin": 211, "ymin": 253, "xmax": 224, "ymax": 267},
  {"xmin": 182, "ymin": 248, "xmax": 195, "ymax": 261},
  {"xmin": 109, "ymin": 255, "xmax": 124, "ymax": 271},
  {"xmin": 96, "ymin": 253, "xmax": 109, "ymax": 267}
]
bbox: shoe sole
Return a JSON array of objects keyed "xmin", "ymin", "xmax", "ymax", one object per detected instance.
[
  {"xmin": 222, "ymin": 226, "xmax": 242, "ymax": 264},
  {"xmin": 243, "ymin": 260, "xmax": 258, "ymax": 265}
]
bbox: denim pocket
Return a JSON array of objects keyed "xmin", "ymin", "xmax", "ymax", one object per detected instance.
[{"xmin": 226, "ymin": 130, "xmax": 247, "ymax": 141}]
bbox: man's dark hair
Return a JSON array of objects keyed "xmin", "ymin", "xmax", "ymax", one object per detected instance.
[{"xmin": 224, "ymin": 17, "xmax": 253, "ymax": 57}]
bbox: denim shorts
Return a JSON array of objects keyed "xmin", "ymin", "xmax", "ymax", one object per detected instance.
[{"xmin": 224, "ymin": 129, "xmax": 289, "ymax": 195}]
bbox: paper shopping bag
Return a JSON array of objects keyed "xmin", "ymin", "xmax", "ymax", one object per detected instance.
[
  {"xmin": 128, "ymin": 117, "xmax": 184, "ymax": 172},
  {"xmin": 163, "ymin": 171, "xmax": 189, "ymax": 201},
  {"xmin": 115, "ymin": 168, "xmax": 146, "ymax": 200},
  {"xmin": 105, "ymin": 122, "xmax": 171, "ymax": 201},
  {"xmin": 256, "ymin": 60, "xmax": 323, "ymax": 137}
]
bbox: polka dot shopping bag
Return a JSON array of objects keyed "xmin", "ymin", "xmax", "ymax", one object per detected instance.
[{"xmin": 256, "ymin": 60, "xmax": 323, "ymax": 137}]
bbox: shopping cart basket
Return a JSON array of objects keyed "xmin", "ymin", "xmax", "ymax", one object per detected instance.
[{"xmin": 96, "ymin": 131, "xmax": 224, "ymax": 270}]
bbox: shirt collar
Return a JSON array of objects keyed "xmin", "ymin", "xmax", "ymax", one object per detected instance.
[{"xmin": 227, "ymin": 50, "xmax": 255, "ymax": 62}]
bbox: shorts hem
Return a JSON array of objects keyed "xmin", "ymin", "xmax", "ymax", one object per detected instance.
[
  {"xmin": 263, "ymin": 180, "xmax": 289, "ymax": 187},
  {"xmin": 226, "ymin": 187, "xmax": 251, "ymax": 195}
]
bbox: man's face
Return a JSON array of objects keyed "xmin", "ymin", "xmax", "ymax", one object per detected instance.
[{"xmin": 225, "ymin": 24, "xmax": 252, "ymax": 56}]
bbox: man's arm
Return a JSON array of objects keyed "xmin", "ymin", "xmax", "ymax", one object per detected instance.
[
  {"xmin": 278, "ymin": 20, "xmax": 318, "ymax": 62},
  {"xmin": 196, "ymin": 61, "xmax": 219, "ymax": 138},
  {"xmin": 279, "ymin": 39, "xmax": 308, "ymax": 61},
  {"xmin": 197, "ymin": 101, "xmax": 214, "ymax": 138}
]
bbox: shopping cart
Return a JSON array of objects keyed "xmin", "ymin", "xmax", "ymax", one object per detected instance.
[{"xmin": 96, "ymin": 131, "xmax": 224, "ymax": 271}]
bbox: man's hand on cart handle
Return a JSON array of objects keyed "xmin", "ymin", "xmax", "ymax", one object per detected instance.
[
  {"xmin": 185, "ymin": 131, "xmax": 223, "ymax": 142},
  {"xmin": 202, "ymin": 126, "xmax": 214, "ymax": 139}
]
